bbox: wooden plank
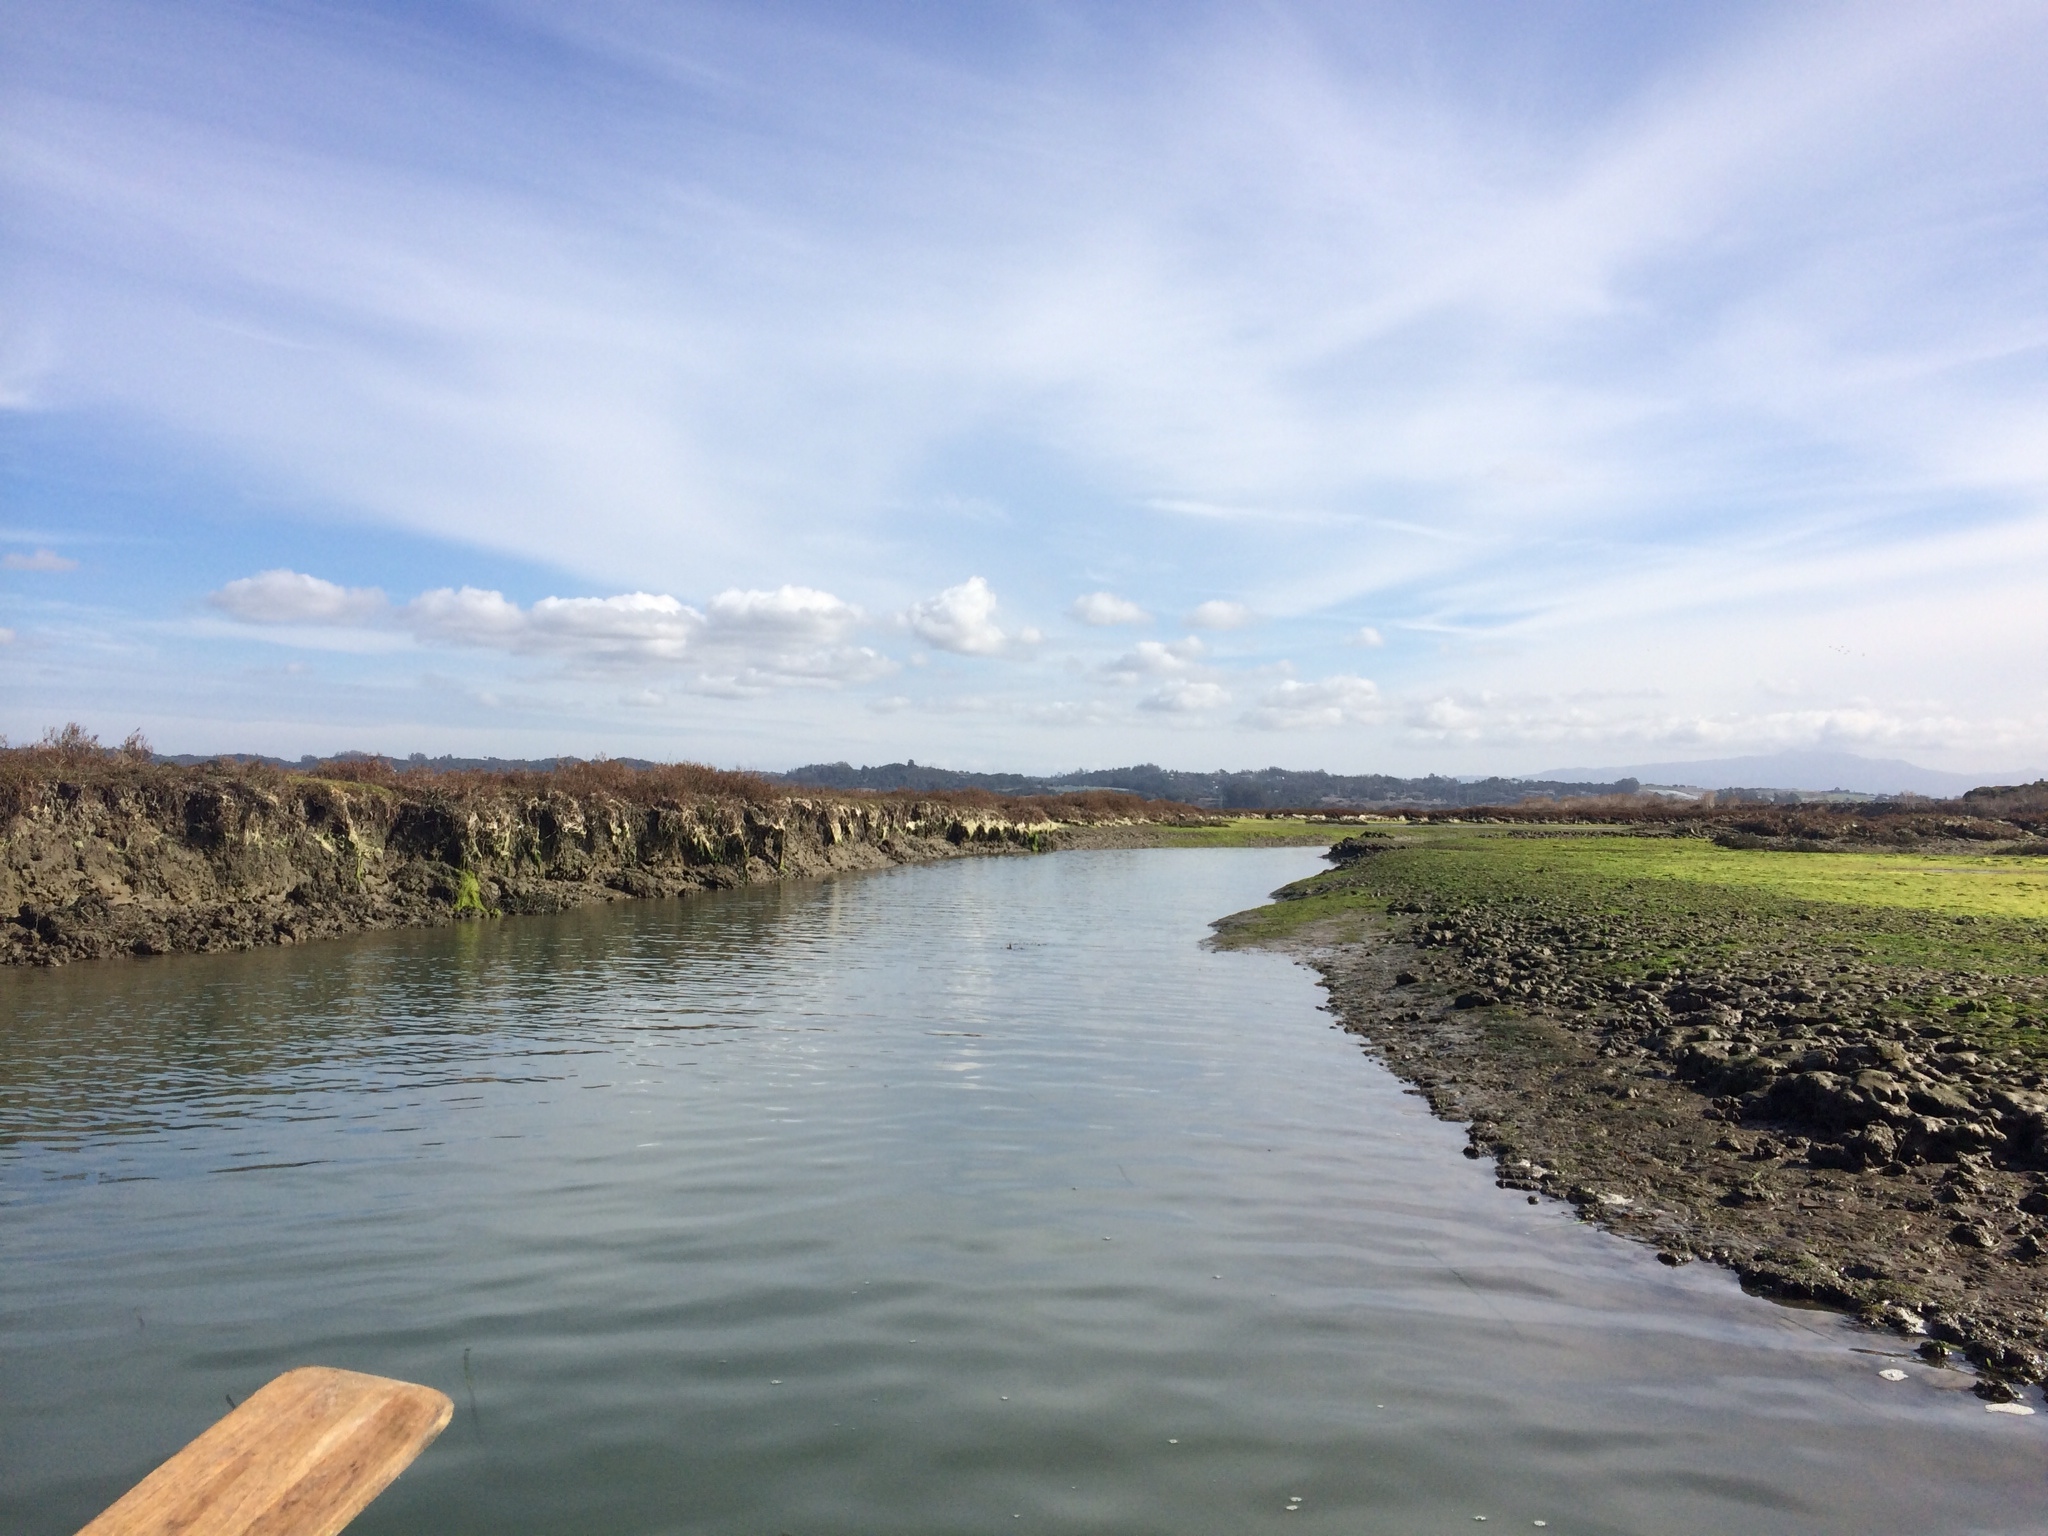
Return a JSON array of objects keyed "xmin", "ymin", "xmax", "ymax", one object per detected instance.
[{"xmin": 77, "ymin": 1366, "xmax": 453, "ymax": 1536}]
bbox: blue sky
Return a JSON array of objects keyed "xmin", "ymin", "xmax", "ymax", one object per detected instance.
[{"xmin": 4, "ymin": 1, "xmax": 2046, "ymax": 775}]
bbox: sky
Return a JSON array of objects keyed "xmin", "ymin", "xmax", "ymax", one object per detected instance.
[{"xmin": 3, "ymin": 0, "xmax": 2046, "ymax": 776}]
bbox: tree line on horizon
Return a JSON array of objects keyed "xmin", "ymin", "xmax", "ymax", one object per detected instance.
[
  {"xmin": 17, "ymin": 729, "xmax": 2029, "ymax": 812},
  {"xmin": 774, "ymin": 760, "xmax": 1651, "ymax": 809}
]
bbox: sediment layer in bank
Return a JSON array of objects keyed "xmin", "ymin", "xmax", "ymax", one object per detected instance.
[
  {"xmin": 1219, "ymin": 823, "xmax": 2048, "ymax": 1401},
  {"xmin": 2, "ymin": 746, "xmax": 1212, "ymax": 967}
]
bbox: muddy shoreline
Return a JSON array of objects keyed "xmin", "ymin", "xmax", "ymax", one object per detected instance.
[{"xmin": 1226, "ymin": 853, "xmax": 2048, "ymax": 1404}]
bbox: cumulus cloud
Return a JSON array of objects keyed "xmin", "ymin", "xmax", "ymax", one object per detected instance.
[
  {"xmin": 208, "ymin": 568, "xmax": 388, "ymax": 624},
  {"xmin": 3, "ymin": 548, "xmax": 79, "ymax": 572},
  {"xmin": 1353, "ymin": 626, "xmax": 1385, "ymax": 647},
  {"xmin": 706, "ymin": 585, "xmax": 861, "ymax": 641},
  {"xmin": 1141, "ymin": 679, "xmax": 1231, "ymax": 713},
  {"xmin": 907, "ymin": 576, "xmax": 1008, "ymax": 655},
  {"xmin": 1186, "ymin": 600, "xmax": 1253, "ymax": 630},
  {"xmin": 406, "ymin": 587, "xmax": 700, "ymax": 662},
  {"xmin": 206, "ymin": 568, "xmax": 888, "ymax": 686},
  {"xmin": 691, "ymin": 585, "xmax": 889, "ymax": 690},
  {"xmin": 402, "ymin": 585, "xmax": 528, "ymax": 646},
  {"xmin": 1103, "ymin": 636, "xmax": 1206, "ymax": 681},
  {"xmin": 1250, "ymin": 675, "xmax": 1382, "ymax": 729},
  {"xmin": 1069, "ymin": 591, "xmax": 1150, "ymax": 626}
]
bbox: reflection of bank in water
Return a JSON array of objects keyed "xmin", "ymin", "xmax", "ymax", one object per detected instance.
[{"xmin": 6, "ymin": 848, "xmax": 2043, "ymax": 1536}]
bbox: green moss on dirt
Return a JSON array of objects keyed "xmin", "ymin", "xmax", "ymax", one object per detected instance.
[
  {"xmin": 1142, "ymin": 816, "xmax": 1345, "ymax": 849},
  {"xmin": 1227, "ymin": 826, "xmax": 2048, "ymax": 1062},
  {"xmin": 1220, "ymin": 824, "xmax": 2048, "ymax": 1389}
]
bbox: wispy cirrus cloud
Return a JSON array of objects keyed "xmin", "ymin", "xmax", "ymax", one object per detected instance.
[
  {"xmin": 3, "ymin": 547, "xmax": 80, "ymax": 572},
  {"xmin": 13, "ymin": 2, "xmax": 2048, "ymax": 768}
]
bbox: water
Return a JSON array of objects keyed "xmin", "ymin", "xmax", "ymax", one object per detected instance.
[{"xmin": 2, "ymin": 849, "xmax": 2041, "ymax": 1535}]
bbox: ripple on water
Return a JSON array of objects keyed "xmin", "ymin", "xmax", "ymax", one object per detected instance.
[{"xmin": 2, "ymin": 849, "xmax": 2041, "ymax": 1536}]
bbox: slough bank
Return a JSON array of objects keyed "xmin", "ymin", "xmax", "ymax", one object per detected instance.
[
  {"xmin": 1221, "ymin": 821, "xmax": 2048, "ymax": 1403},
  {"xmin": 0, "ymin": 753, "xmax": 1212, "ymax": 967}
]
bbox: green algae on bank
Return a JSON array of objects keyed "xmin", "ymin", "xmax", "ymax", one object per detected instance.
[
  {"xmin": 1219, "ymin": 823, "xmax": 2048, "ymax": 1391},
  {"xmin": 1223, "ymin": 826, "xmax": 2048, "ymax": 1061},
  {"xmin": 1140, "ymin": 816, "xmax": 1345, "ymax": 849}
]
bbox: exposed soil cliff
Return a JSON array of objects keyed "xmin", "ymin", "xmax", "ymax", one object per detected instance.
[{"xmin": 2, "ymin": 749, "xmax": 1196, "ymax": 967}]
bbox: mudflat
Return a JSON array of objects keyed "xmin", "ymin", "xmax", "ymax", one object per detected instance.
[{"xmin": 1219, "ymin": 823, "xmax": 2048, "ymax": 1400}]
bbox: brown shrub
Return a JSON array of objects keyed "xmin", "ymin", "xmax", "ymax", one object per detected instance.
[{"xmin": 0, "ymin": 734, "xmax": 1208, "ymax": 828}]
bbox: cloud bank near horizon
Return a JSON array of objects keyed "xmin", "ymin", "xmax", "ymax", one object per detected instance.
[{"xmin": 4, "ymin": 1, "xmax": 2046, "ymax": 773}]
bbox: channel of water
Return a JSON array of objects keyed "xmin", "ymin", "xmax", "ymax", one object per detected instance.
[{"xmin": 2, "ymin": 848, "xmax": 2040, "ymax": 1534}]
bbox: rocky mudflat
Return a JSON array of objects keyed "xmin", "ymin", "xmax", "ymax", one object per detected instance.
[{"xmin": 1223, "ymin": 822, "xmax": 2048, "ymax": 1403}]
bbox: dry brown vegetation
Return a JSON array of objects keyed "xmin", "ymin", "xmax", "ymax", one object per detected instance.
[
  {"xmin": 0, "ymin": 726, "xmax": 1209, "ymax": 829},
  {"xmin": 1371, "ymin": 791, "xmax": 2048, "ymax": 847}
]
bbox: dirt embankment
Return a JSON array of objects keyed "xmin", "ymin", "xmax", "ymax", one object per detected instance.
[
  {"xmin": 1, "ymin": 756, "xmax": 1197, "ymax": 967},
  {"xmin": 1230, "ymin": 832, "xmax": 2048, "ymax": 1403}
]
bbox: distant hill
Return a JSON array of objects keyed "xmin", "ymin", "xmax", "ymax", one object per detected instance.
[
  {"xmin": 1528, "ymin": 749, "xmax": 2018, "ymax": 798},
  {"xmin": 145, "ymin": 746, "xmax": 2014, "ymax": 806},
  {"xmin": 774, "ymin": 761, "xmax": 1644, "ymax": 810}
]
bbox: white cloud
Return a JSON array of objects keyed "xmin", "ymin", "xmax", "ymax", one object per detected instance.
[
  {"xmin": 520, "ymin": 592, "xmax": 700, "ymax": 662},
  {"xmin": 1028, "ymin": 698, "xmax": 1115, "ymax": 725},
  {"xmin": 1069, "ymin": 591, "xmax": 1150, "ymax": 626},
  {"xmin": 3, "ymin": 548, "xmax": 79, "ymax": 572},
  {"xmin": 1141, "ymin": 679, "xmax": 1231, "ymax": 713},
  {"xmin": 1406, "ymin": 695, "xmax": 1486, "ymax": 738},
  {"xmin": 1103, "ymin": 636, "xmax": 1206, "ymax": 681},
  {"xmin": 17, "ymin": 6, "xmax": 2048, "ymax": 767},
  {"xmin": 1251, "ymin": 675, "xmax": 1383, "ymax": 729},
  {"xmin": 1353, "ymin": 626, "xmax": 1385, "ymax": 647},
  {"xmin": 208, "ymin": 569, "xmax": 387, "ymax": 625},
  {"xmin": 705, "ymin": 585, "xmax": 861, "ymax": 642},
  {"xmin": 1392, "ymin": 690, "xmax": 1997, "ymax": 756},
  {"xmin": 1186, "ymin": 600, "xmax": 1253, "ymax": 631},
  {"xmin": 406, "ymin": 587, "xmax": 701, "ymax": 665},
  {"xmin": 396, "ymin": 579, "xmax": 889, "ymax": 687},
  {"xmin": 692, "ymin": 585, "xmax": 892, "ymax": 688},
  {"xmin": 906, "ymin": 576, "xmax": 1007, "ymax": 655},
  {"xmin": 0, "ymin": 627, "xmax": 14, "ymax": 644},
  {"xmin": 688, "ymin": 645, "xmax": 896, "ymax": 694},
  {"xmin": 402, "ymin": 585, "xmax": 530, "ymax": 647}
]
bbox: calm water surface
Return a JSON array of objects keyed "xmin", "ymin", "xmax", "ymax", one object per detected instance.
[{"xmin": 3, "ymin": 849, "xmax": 2042, "ymax": 1535}]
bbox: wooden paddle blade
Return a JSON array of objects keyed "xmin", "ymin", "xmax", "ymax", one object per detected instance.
[{"xmin": 77, "ymin": 1366, "xmax": 454, "ymax": 1536}]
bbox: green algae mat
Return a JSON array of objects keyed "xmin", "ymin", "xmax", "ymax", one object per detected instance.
[
  {"xmin": 1431, "ymin": 833, "xmax": 2046, "ymax": 916},
  {"xmin": 1228, "ymin": 826, "xmax": 2048, "ymax": 1058},
  {"xmin": 1147, "ymin": 816, "xmax": 1345, "ymax": 848}
]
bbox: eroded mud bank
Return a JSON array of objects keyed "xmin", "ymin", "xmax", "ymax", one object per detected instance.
[{"xmin": 2, "ymin": 769, "xmax": 1142, "ymax": 966}]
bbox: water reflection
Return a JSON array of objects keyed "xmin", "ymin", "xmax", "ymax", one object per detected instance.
[{"xmin": 2, "ymin": 850, "xmax": 2040, "ymax": 1536}]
